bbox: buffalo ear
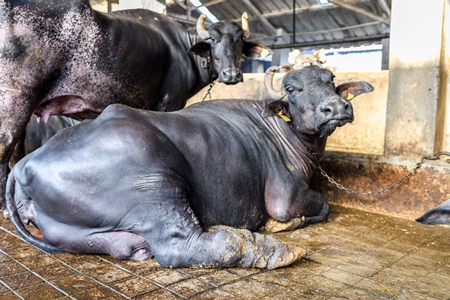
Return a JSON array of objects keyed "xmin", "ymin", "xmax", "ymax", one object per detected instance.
[
  {"xmin": 263, "ymin": 100, "xmax": 291, "ymax": 119},
  {"xmin": 188, "ymin": 41, "xmax": 211, "ymax": 58},
  {"xmin": 336, "ymin": 82, "xmax": 374, "ymax": 100},
  {"xmin": 243, "ymin": 42, "xmax": 272, "ymax": 58},
  {"xmin": 280, "ymin": 65, "xmax": 294, "ymax": 72}
]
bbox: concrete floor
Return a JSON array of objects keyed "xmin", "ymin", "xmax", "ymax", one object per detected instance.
[{"xmin": 1, "ymin": 204, "xmax": 449, "ymax": 299}]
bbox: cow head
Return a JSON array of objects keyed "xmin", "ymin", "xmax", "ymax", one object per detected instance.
[
  {"xmin": 265, "ymin": 65, "xmax": 373, "ymax": 138},
  {"xmin": 189, "ymin": 13, "xmax": 270, "ymax": 84}
]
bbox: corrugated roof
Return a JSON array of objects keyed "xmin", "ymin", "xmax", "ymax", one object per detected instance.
[{"xmin": 166, "ymin": 0, "xmax": 391, "ymax": 51}]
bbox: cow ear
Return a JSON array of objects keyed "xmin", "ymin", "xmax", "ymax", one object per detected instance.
[
  {"xmin": 243, "ymin": 42, "xmax": 272, "ymax": 58},
  {"xmin": 263, "ymin": 100, "xmax": 291, "ymax": 121},
  {"xmin": 188, "ymin": 41, "xmax": 211, "ymax": 58},
  {"xmin": 336, "ymin": 82, "xmax": 374, "ymax": 101}
]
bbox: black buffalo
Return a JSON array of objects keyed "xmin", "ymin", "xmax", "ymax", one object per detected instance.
[
  {"xmin": 0, "ymin": 0, "xmax": 268, "ymax": 212},
  {"xmin": 10, "ymin": 115, "xmax": 79, "ymax": 166},
  {"xmin": 416, "ymin": 199, "xmax": 450, "ymax": 225},
  {"xmin": 6, "ymin": 66, "xmax": 373, "ymax": 269}
]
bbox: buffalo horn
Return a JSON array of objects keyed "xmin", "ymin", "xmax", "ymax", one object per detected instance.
[
  {"xmin": 242, "ymin": 12, "xmax": 250, "ymax": 38},
  {"xmin": 196, "ymin": 14, "xmax": 209, "ymax": 39},
  {"xmin": 264, "ymin": 66, "xmax": 287, "ymax": 100}
]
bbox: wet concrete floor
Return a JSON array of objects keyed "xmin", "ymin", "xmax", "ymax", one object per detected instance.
[{"xmin": 1, "ymin": 204, "xmax": 449, "ymax": 299}]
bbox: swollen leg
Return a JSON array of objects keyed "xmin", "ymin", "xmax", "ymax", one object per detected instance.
[{"xmin": 153, "ymin": 225, "xmax": 305, "ymax": 269}]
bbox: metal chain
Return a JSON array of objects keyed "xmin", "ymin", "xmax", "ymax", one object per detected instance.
[
  {"xmin": 202, "ymin": 80, "xmax": 216, "ymax": 101},
  {"xmin": 318, "ymin": 151, "xmax": 450, "ymax": 196},
  {"xmin": 201, "ymin": 55, "xmax": 217, "ymax": 102}
]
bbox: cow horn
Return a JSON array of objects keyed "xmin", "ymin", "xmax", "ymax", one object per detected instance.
[
  {"xmin": 196, "ymin": 14, "xmax": 209, "ymax": 39},
  {"xmin": 242, "ymin": 12, "xmax": 250, "ymax": 38},
  {"xmin": 265, "ymin": 66, "xmax": 286, "ymax": 100}
]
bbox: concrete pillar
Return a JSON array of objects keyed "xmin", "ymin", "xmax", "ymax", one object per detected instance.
[
  {"xmin": 438, "ymin": 0, "xmax": 450, "ymax": 152},
  {"xmin": 385, "ymin": 0, "xmax": 445, "ymax": 157},
  {"xmin": 271, "ymin": 28, "xmax": 291, "ymax": 67},
  {"xmin": 381, "ymin": 38, "xmax": 389, "ymax": 70}
]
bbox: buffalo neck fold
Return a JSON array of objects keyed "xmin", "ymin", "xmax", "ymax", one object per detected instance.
[{"xmin": 249, "ymin": 101, "xmax": 325, "ymax": 178}]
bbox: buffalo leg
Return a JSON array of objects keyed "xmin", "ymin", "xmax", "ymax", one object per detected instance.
[
  {"xmin": 0, "ymin": 94, "xmax": 33, "ymax": 216},
  {"xmin": 0, "ymin": 117, "xmax": 27, "ymax": 217},
  {"xmin": 150, "ymin": 223, "xmax": 305, "ymax": 269},
  {"xmin": 265, "ymin": 189, "xmax": 330, "ymax": 233},
  {"xmin": 137, "ymin": 190, "xmax": 305, "ymax": 269},
  {"xmin": 299, "ymin": 189, "xmax": 330, "ymax": 227},
  {"xmin": 36, "ymin": 223, "xmax": 154, "ymax": 260},
  {"xmin": 49, "ymin": 229, "xmax": 154, "ymax": 260}
]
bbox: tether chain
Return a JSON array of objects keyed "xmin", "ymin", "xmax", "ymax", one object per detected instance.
[
  {"xmin": 319, "ymin": 151, "xmax": 450, "ymax": 196},
  {"xmin": 291, "ymin": 125, "xmax": 450, "ymax": 196},
  {"xmin": 202, "ymin": 80, "xmax": 216, "ymax": 101},
  {"xmin": 200, "ymin": 55, "xmax": 217, "ymax": 101}
]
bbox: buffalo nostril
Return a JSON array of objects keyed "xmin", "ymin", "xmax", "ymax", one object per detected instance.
[
  {"xmin": 322, "ymin": 106, "xmax": 333, "ymax": 115},
  {"xmin": 344, "ymin": 102, "xmax": 350, "ymax": 110},
  {"xmin": 236, "ymin": 70, "xmax": 243, "ymax": 81},
  {"xmin": 221, "ymin": 69, "xmax": 242, "ymax": 82}
]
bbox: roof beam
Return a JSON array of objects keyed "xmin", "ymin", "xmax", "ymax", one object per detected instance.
[
  {"xmin": 202, "ymin": 0, "xmax": 227, "ymax": 7},
  {"xmin": 377, "ymin": 0, "xmax": 391, "ymax": 17},
  {"xmin": 172, "ymin": 0, "xmax": 187, "ymax": 10},
  {"xmin": 275, "ymin": 21, "xmax": 382, "ymax": 37},
  {"xmin": 268, "ymin": 33, "xmax": 389, "ymax": 49},
  {"xmin": 261, "ymin": 3, "xmax": 334, "ymax": 18},
  {"xmin": 328, "ymin": 0, "xmax": 390, "ymax": 25}
]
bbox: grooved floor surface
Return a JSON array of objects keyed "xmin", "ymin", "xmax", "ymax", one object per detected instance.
[{"xmin": 1, "ymin": 204, "xmax": 449, "ymax": 299}]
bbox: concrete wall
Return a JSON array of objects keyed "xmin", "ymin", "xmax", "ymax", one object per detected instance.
[{"xmin": 439, "ymin": 0, "xmax": 450, "ymax": 153}]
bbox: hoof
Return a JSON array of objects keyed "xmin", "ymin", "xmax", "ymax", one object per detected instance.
[
  {"xmin": 236, "ymin": 229, "xmax": 306, "ymax": 269},
  {"xmin": 261, "ymin": 235, "xmax": 306, "ymax": 269},
  {"xmin": 265, "ymin": 217, "xmax": 305, "ymax": 233},
  {"xmin": 206, "ymin": 226, "xmax": 305, "ymax": 269}
]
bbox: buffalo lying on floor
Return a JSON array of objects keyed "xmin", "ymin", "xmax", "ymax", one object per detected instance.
[
  {"xmin": 416, "ymin": 199, "xmax": 450, "ymax": 225},
  {"xmin": 6, "ymin": 66, "xmax": 373, "ymax": 269},
  {"xmin": 0, "ymin": 0, "xmax": 269, "ymax": 212}
]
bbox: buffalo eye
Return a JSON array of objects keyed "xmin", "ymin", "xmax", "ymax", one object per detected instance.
[
  {"xmin": 207, "ymin": 36, "xmax": 216, "ymax": 42},
  {"xmin": 286, "ymin": 86, "xmax": 302, "ymax": 93}
]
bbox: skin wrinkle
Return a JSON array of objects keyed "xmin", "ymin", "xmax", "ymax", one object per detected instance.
[
  {"xmin": 263, "ymin": 110, "xmax": 317, "ymax": 176},
  {"xmin": 5, "ymin": 66, "xmax": 373, "ymax": 269}
]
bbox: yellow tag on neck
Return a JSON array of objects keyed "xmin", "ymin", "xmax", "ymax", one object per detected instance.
[
  {"xmin": 278, "ymin": 111, "xmax": 291, "ymax": 122},
  {"xmin": 346, "ymin": 92, "xmax": 355, "ymax": 100}
]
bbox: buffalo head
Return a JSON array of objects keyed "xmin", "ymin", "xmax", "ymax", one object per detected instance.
[
  {"xmin": 265, "ymin": 65, "xmax": 374, "ymax": 138},
  {"xmin": 189, "ymin": 12, "xmax": 270, "ymax": 84}
]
